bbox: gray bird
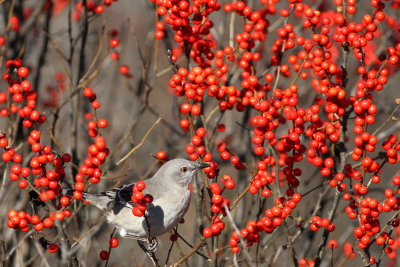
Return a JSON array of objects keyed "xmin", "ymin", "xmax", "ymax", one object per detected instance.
[{"xmin": 65, "ymin": 158, "xmax": 208, "ymax": 263}]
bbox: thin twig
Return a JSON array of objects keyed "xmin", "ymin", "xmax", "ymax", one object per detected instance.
[
  {"xmin": 104, "ymin": 228, "xmax": 117, "ymax": 267},
  {"xmin": 372, "ymin": 104, "xmax": 400, "ymax": 136},
  {"xmin": 173, "ymin": 230, "xmax": 209, "ymax": 260},
  {"xmin": 33, "ymin": 241, "xmax": 52, "ymax": 267},
  {"xmin": 223, "ymin": 204, "xmax": 255, "ymax": 267},
  {"xmin": 5, "ymin": 230, "xmax": 35, "ymax": 261},
  {"xmin": 113, "ymin": 117, "xmax": 162, "ymax": 167},
  {"xmin": 71, "ymin": 215, "xmax": 107, "ymax": 248}
]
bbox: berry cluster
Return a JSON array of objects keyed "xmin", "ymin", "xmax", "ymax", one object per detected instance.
[
  {"xmin": 2, "ymin": 58, "xmax": 110, "ymax": 256},
  {"xmin": 131, "ymin": 181, "xmax": 153, "ymax": 217},
  {"xmin": 153, "ymin": 0, "xmax": 221, "ymax": 64},
  {"xmin": 1, "ymin": 60, "xmax": 75, "ymax": 234},
  {"xmin": 72, "ymin": 88, "xmax": 110, "ymax": 200},
  {"xmin": 7, "ymin": 208, "xmax": 72, "ymax": 232},
  {"xmin": 99, "ymin": 236, "xmax": 119, "ymax": 261},
  {"xmin": 309, "ymin": 216, "xmax": 335, "ymax": 232},
  {"xmin": 108, "ymin": 30, "xmax": 133, "ymax": 78},
  {"xmin": 72, "ymin": 0, "xmax": 119, "ymax": 19},
  {"xmin": 152, "ymin": 0, "xmax": 400, "ymax": 264}
]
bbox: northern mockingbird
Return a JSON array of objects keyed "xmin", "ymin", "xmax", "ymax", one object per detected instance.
[{"xmin": 64, "ymin": 158, "xmax": 208, "ymax": 262}]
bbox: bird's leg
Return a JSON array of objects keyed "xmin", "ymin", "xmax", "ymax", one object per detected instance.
[
  {"xmin": 147, "ymin": 237, "xmax": 158, "ymax": 252},
  {"xmin": 142, "ymin": 214, "xmax": 158, "ymax": 252},
  {"xmin": 137, "ymin": 240, "xmax": 159, "ymax": 267},
  {"xmin": 135, "ymin": 237, "xmax": 158, "ymax": 252}
]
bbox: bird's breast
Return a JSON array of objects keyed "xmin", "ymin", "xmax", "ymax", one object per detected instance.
[
  {"xmin": 148, "ymin": 188, "xmax": 191, "ymax": 236},
  {"xmin": 107, "ymin": 187, "xmax": 192, "ymax": 238}
]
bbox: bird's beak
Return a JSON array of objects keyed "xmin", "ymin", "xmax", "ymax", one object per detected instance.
[{"xmin": 197, "ymin": 163, "xmax": 210, "ymax": 169}]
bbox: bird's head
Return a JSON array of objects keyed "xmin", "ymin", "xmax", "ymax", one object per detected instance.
[{"xmin": 155, "ymin": 158, "xmax": 209, "ymax": 187}]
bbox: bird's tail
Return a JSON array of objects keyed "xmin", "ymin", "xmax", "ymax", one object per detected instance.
[
  {"xmin": 61, "ymin": 187, "xmax": 92, "ymax": 201},
  {"xmin": 61, "ymin": 187, "xmax": 75, "ymax": 197},
  {"xmin": 62, "ymin": 188, "xmax": 111, "ymax": 210}
]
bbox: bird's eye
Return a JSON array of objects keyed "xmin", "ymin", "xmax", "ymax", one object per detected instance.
[{"xmin": 180, "ymin": 167, "xmax": 188, "ymax": 173}]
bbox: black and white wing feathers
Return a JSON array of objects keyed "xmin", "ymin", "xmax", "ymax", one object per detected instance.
[
  {"xmin": 63, "ymin": 183, "xmax": 138, "ymax": 215},
  {"xmin": 98, "ymin": 183, "xmax": 136, "ymax": 214}
]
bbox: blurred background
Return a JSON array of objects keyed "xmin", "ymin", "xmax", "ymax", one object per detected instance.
[{"xmin": 0, "ymin": 0, "xmax": 399, "ymax": 266}]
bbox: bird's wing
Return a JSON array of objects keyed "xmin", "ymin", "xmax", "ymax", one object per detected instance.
[{"xmin": 99, "ymin": 183, "xmax": 136, "ymax": 213}]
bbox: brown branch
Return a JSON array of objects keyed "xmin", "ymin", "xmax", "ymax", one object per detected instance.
[
  {"xmin": 111, "ymin": 117, "xmax": 161, "ymax": 168},
  {"xmin": 170, "ymin": 237, "xmax": 206, "ymax": 267},
  {"xmin": 372, "ymin": 104, "xmax": 400, "ymax": 136}
]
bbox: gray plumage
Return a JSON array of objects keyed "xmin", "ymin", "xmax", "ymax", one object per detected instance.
[{"xmin": 70, "ymin": 158, "xmax": 208, "ymax": 241}]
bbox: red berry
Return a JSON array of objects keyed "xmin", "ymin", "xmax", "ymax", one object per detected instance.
[
  {"xmin": 17, "ymin": 67, "xmax": 29, "ymax": 78},
  {"xmin": 119, "ymin": 65, "xmax": 130, "ymax": 75},
  {"xmin": 155, "ymin": 151, "xmax": 167, "ymax": 160},
  {"xmin": 110, "ymin": 38, "xmax": 120, "ymax": 48},
  {"xmin": 60, "ymin": 196, "xmax": 70, "ymax": 206},
  {"xmin": 170, "ymin": 234, "xmax": 178, "ymax": 242},
  {"xmin": 328, "ymin": 239, "xmax": 338, "ymax": 249},
  {"xmin": 83, "ymin": 88, "xmax": 94, "ymax": 97},
  {"xmin": 99, "ymin": 250, "xmax": 109, "ymax": 260},
  {"xmin": 202, "ymin": 227, "xmax": 212, "ymax": 238},
  {"xmin": 109, "ymin": 238, "xmax": 119, "ymax": 248},
  {"xmin": 135, "ymin": 181, "xmax": 146, "ymax": 191},
  {"xmin": 18, "ymin": 179, "xmax": 28, "ymax": 189},
  {"xmin": 43, "ymin": 218, "xmax": 54, "ymax": 228},
  {"xmin": 97, "ymin": 119, "xmax": 108, "ymax": 128}
]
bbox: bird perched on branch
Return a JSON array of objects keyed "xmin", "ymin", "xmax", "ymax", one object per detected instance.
[{"xmin": 64, "ymin": 158, "xmax": 209, "ymax": 264}]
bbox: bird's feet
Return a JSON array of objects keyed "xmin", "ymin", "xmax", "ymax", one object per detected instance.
[
  {"xmin": 136, "ymin": 237, "xmax": 158, "ymax": 252},
  {"xmin": 147, "ymin": 237, "xmax": 158, "ymax": 252},
  {"xmin": 137, "ymin": 238, "xmax": 159, "ymax": 267}
]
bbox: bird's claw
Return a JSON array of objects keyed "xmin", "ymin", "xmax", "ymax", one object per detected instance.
[
  {"xmin": 138, "ymin": 238, "xmax": 159, "ymax": 266},
  {"xmin": 147, "ymin": 237, "xmax": 158, "ymax": 252}
]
